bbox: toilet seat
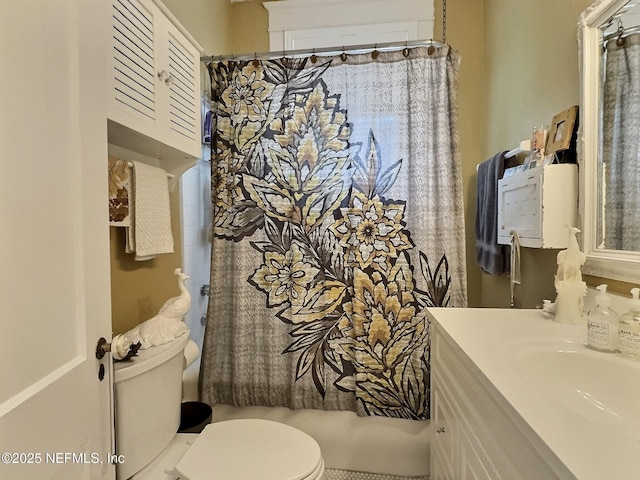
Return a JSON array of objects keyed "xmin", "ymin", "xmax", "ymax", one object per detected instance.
[{"xmin": 174, "ymin": 419, "xmax": 324, "ymax": 480}]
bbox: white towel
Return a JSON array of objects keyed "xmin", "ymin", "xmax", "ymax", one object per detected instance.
[{"xmin": 126, "ymin": 161, "xmax": 174, "ymax": 261}]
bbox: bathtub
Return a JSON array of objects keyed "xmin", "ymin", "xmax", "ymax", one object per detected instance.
[
  {"xmin": 213, "ymin": 405, "xmax": 432, "ymax": 478},
  {"xmin": 183, "ymin": 363, "xmax": 431, "ymax": 478}
]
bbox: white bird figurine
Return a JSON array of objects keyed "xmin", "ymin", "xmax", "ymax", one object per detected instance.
[
  {"xmin": 158, "ymin": 268, "xmax": 192, "ymax": 320},
  {"xmin": 555, "ymin": 226, "xmax": 586, "ymax": 283},
  {"xmin": 110, "ymin": 268, "xmax": 191, "ymax": 360}
]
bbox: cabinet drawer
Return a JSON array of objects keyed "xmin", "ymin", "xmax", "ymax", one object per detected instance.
[
  {"xmin": 460, "ymin": 424, "xmax": 500, "ymax": 480},
  {"xmin": 431, "ymin": 446, "xmax": 455, "ymax": 480},
  {"xmin": 432, "ymin": 377, "xmax": 457, "ymax": 467}
]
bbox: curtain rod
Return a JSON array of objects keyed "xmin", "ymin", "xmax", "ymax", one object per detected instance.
[
  {"xmin": 200, "ymin": 39, "xmax": 444, "ymax": 63},
  {"xmin": 603, "ymin": 24, "xmax": 640, "ymax": 43}
]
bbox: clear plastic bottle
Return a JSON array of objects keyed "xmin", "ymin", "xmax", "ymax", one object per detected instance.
[
  {"xmin": 618, "ymin": 287, "xmax": 640, "ymax": 360},
  {"xmin": 586, "ymin": 284, "xmax": 618, "ymax": 353}
]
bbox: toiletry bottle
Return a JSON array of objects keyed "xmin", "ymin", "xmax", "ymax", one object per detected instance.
[
  {"xmin": 586, "ymin": 284, "xmax": 618, "ymax": 352},
  {"xmin": 618, "ymin": 287, "xmax": 640, "ymax": 360}
]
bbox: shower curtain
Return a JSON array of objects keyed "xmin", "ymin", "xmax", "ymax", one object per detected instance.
[
  {"xmin": 601, "ymin": 34, "xmax": 640, "ymax": 251},
  {"xmin": 199, "ymin": 46, "xmax": 466, "ymax": 421}
]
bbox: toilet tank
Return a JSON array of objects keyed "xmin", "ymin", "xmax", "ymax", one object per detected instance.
[{"xmin": 113, "ymin": 332, "xmax": 190, "ymax": 479}]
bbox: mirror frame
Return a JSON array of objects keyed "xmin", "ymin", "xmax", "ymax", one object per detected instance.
[{"xmin": 578, "ymin": 0, "xmax": 640, "ymax": 283}]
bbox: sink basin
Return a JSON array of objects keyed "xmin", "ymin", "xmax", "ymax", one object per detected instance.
[{"xmin": 509, "ymin": 339, "xmax": 640, "ymax": 439}]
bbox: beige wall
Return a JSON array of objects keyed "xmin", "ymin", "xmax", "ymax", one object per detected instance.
[
  {"xmin": 230, "ymin": 0, "xmax": 271, "ymax": 55},
  {"xmin": 220, "ymin": 0, "xmax": 487, "ymax": 306},
  {"xmin": 110, "ymin": 187, "xmax": 183, "ymax": 334},
  {"xmin": 433, "ymin": 0, "xmax": 485, "ymax": 307},
  {"xmin": 111, "ymin": 0, "xmax": 613, "ymax": 329},
  {"xmin": 480, "ymin": 0, "xmax": 593, "ymax": 307},
  {"xmin": 164, "ymin": 0, "xmax": 593, "ymax": 309},
  {"xmin": 161, "ymin": 0, "xmax": 232, "ymax": 54},
  {"xmin": 109, "ymin": 1, "xmax": 232, "ymax": 335},
  {"xmin": 219, "ymin": 0, "xmax": 595, "ymax": 308}
]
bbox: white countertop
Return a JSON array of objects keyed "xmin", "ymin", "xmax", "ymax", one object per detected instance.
[{"xmin": 426, "ymin": 308, "xmax": 640, "ymax": 480}]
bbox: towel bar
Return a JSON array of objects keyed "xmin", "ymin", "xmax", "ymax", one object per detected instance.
[{"xmin": 505, "ymin": 139, "xmax": 531, "ymax": 159}]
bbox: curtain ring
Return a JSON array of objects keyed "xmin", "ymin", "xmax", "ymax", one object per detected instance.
[
  {"xmin": 252, "ymin": 53, "xmax": 259, "ymax": 67},
  {"xmin": 616, "ymin": 19, "xmax": 626, "ymax": 46},
  {"xmin": 427, "ymin": 41, "xmax": 436, "ymax": 56},
  {"xmin": 340, "ymin": 46, "xmax": 347, "ymax": 62},
  {"xmin": 402, "ymin": 41, "xmax": 410, "ymax": 57},
  {"xmin": 310, "ymin": 48, "xmax": 317, "ymax": 64},
  {"xmin": 371, "ymin": 43, "xmax": 379, "ymax": 60}
]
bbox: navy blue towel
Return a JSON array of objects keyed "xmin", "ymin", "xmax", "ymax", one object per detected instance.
[{"xmin": 475, "ymin": 152, "xmax": 509, "ymax": 275}]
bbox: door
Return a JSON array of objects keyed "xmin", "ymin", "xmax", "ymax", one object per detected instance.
[{"xmin": 0, "ymin": 1, "xmax": 115, "ymax": 479}]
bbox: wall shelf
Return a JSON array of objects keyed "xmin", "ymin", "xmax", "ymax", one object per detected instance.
[{"xmin": 497, "ymin": 164, "xmax": 578, "ymax": 248}]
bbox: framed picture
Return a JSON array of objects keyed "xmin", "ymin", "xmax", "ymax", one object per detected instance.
[{"xmin": 545, "ymin": 105, "xmax": 578, "ymax": 154}]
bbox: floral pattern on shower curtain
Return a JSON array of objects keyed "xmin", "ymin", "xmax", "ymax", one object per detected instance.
[{"xmin": 200, "ymin": 47, "xmax": 466, "ymax": 420}]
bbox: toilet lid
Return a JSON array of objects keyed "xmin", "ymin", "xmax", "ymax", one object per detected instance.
[{"xmin": 174, "ymin": 419, "xmax": 323, "ymax": 480}]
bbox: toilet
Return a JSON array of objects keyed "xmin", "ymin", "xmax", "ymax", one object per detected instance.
[{"xmin": 113, "ymin": 332, "xmax": 325, "ymax": 480}]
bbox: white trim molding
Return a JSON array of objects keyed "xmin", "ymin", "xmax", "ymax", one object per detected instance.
[
  {"xmin": 578, "ymin": 0, "xmax": 640, "ymax": 283},
  {"xmin": 264, "ymin": 0, "xmax": 434, "ymax": 52}
]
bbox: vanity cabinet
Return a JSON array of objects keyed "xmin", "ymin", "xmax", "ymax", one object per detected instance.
[
  {"xmin": 107, "ymin": 0, "xmax": 202, "ymax": 173},
  {"xmin": 497, "ymin": 164, "xmax": 578, "ymax": 248},
  {"xmin": 430, "ymin": 320, "xmax": 575, "ymax": 480}
]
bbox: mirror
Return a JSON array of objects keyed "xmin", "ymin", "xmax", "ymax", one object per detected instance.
[{"xmin": 579, "ymin": 0, "xmax": 640, "ymax": 283}]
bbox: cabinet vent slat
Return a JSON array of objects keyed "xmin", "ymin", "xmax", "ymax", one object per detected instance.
[
  {"xmin": 169, "ymin": 82, "xmax": 195, "ymax": 109},
  {"xmin": 114, "ymin": 0, "xmax": 152, "ymax": 36},
  {"xmin": 168, "ymin": 34, "xmax": 197, "ymax": 141},
  {"xmin": 113, "ymin": 23, "xmax": 153, "ymax": 69},
  {"xmin": 114, "ymin": 74, "xmax": 155, "ymax": 113},
  {"xmin": 112, "ymin": 0, "xmax": 156, "ymax": 121},
  {"xmin": 168, "ymin": 44, "xmax": 195, "ymax": 82},
  {"xmin": 169, "ymin": 101, "xmax": 195, "ymax": 128},
  {"xmin": 170, "ymin": 116, "xmax": 196, "ymax": 140},
  {"xmin": 113, "ymin": 48, "xmax": 154, "ymax": 87},
  {"xmin": 114, "ymin": 92, "xmax": 155, "ymax": 120},
  {"xmin": 169, "ymin": 112, "xmax": 197, "ymax": 140},
  {"xmin": 113, "ymin": 11, "xmax": 152, "ymax": 54},
  {"xmin": 168, "ymin": 62, "xmax": 195, "ymax": 93}
]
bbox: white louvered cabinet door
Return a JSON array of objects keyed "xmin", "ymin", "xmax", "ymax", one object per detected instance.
[
  {"xmin": 107, "ymin": 0, "xmax": 201, "ymax": 166},
  {"xmin": 158, "ymin": 20, "xmax": 201, "ymax": 158},
  {"xmin": 109, "ymin": 0, "xmax": 158, "ymax": 139}
]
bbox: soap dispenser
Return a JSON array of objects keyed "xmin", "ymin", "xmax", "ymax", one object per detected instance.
[
  {"xmin": 619, "ymin": 288, "xmax": 640, "ymax": 360},
  {"xmin": 586, "ymin": 284, "xmax": 618, "ymax": 352}
]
